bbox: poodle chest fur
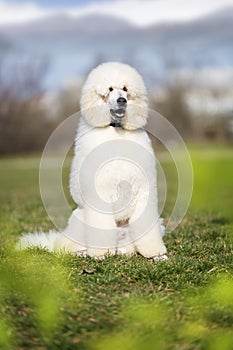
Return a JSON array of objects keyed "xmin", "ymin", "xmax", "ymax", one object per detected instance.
[{"xmin": 70, "ymin": 118, "xmax": 158, "ymax": 226}]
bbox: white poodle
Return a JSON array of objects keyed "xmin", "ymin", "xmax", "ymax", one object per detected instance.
[{"xmin": 20, "ymin": 62, "xmax": 167, "ymax": 260}]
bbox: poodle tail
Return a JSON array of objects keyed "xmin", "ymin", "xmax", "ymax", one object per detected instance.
[{"xmin": 18, "ymin": 231, "xmax": 60, "ymax": 251}]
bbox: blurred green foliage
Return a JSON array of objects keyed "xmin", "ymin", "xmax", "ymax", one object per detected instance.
[
  {"xmin": 0, "ymin": 248, "xmax": 71, "ymax": 348},
  {"xmin": 190, "ymin": 146, "xmax": 233, "ymax": 221},
  {"xmin": 91, "ymin": 276, "xmax": 233, "ymax": 350}
]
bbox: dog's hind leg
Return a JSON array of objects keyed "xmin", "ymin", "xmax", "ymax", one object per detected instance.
[
  {"xmin": 54, "ymin": 208, "xmax": 86, "ymax": 253},
  {"xmin": 84, "ymin": 206, "xmax": 118, "ymax": 257},
  {"xmin": 133, "ymin": 221, "xmax": 167, "ymax": 258},
  {"xmin": 128, "ymin": 197, "xmax": 167, "ymax": 258}
]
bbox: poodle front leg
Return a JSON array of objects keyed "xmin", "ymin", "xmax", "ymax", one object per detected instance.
[{"xmin": 84, "ymin": 206, "xmax": 118, "ymax": 257}]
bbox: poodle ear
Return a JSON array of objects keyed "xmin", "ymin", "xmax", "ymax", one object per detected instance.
[
  {"xmin": 96, "ymin": 85, "xmax": 108, "ymax": 97},
  {"xmin": 122, "ymin": 95, "xmax": 148, "ymax": 130},
  {"xmin": 80, "ymin": 86, "xmax": 111, "ymax": 127}
]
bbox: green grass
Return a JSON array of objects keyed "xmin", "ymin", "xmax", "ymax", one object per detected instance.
[{"xmin": 0, "ymin": 146, "xmax": 233, "ymax": 350}]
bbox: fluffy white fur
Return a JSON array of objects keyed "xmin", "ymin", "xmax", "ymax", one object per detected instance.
[{"xmin": 19, "ymin": 62, "xmax": 167, "ymax": 259}]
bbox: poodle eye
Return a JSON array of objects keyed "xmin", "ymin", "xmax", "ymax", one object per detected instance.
[
  {"xmin": 123, "ymin": 86, "xmax": 128, "ymax": 92},
  {"xmin": 109, "ymin": 87, "xmax": 113, "ymax": 92}
]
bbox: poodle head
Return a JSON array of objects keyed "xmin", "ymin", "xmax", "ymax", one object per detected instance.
[{"xmin": 80, "ymin": 62, "xmax": 148, "ymax": 130}]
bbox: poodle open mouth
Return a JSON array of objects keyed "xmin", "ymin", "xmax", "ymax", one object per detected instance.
[{"xmin": 110, "ymin": 108, "xmax": 126, "ymax": 119}]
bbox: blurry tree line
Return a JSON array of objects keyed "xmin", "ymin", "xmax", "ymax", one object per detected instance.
[
  {"xmin": 0, "ymin": 60, "xmax": 80, "ymax": 155},
  {"xmin": 149, "ymin": 81, "xmax": 232, "ymax": 143},
  {"xmin": 0, "ymin": 59, "xmax": 232, "ymax": 155}
]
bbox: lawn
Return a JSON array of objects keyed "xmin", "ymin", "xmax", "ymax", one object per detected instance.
[{"xmin": 0, "ymin": 145, "xmax": 232, "ymax": 350}]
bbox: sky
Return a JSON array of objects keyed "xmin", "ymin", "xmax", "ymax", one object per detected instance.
[{"xmin": 0, "ymin": 0, "xmax": 233, "ymax": 27}]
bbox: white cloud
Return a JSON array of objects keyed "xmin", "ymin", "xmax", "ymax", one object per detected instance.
[
  {"xmin": 0, "ymin": 1, "xmax": 49, "ymax": 25},
  {"xmin": 0, "ymin": 0, "xmax": 233, "ymax": 27},
  {"xmin": 68, "ymin": 0, "xmax": 233, "ymax": 26}
]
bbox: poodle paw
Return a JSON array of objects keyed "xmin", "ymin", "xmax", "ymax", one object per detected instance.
[
  {"xmin": 116, "ymin": 244, "xmax": 135, "ymax": 256},
  {"xmin": 76, "ymin": 249, "xmax": 87, "ymax": 257},
  {"xmin": 94, "ymin": 255, "xmax": 106, "ymax": 260},
  {"xmin": 116, "ymin": 249, "xmax": 131, "ymax": 256},
  {"xmin": 153, "ymin": 254, "xmax": 168, "ymax": 261}
]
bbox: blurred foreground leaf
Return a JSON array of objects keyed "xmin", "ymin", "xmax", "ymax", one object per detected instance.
[
  {"xmin": 91, "ymin": 276, "xmax": 233, "ymax": 350},
  {"xmin": 0, "ymin": 248, "xmax": 71, "ymax": 346}
]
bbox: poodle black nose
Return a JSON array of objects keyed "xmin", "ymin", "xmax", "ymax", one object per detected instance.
[{"xmin": 117, "ymin": 97, "xmax": 127, "ymax": 106}]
